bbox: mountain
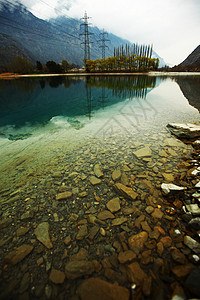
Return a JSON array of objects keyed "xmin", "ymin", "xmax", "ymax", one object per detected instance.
[
  {"xmin": 0, "ymin": 33, "xmax": 35, "ymax": 67},
  {"xmin": 0, "ymin": 0, "xmax": 166, "ymax": 69},
  {"xmin": 171, "ymin": 45, "xmax": 200, "ymax": 72}
]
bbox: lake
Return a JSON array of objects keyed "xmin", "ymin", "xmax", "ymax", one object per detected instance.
[{"xmin": 0, "ymin": 74, "xmax": 200, "ymax": 299}]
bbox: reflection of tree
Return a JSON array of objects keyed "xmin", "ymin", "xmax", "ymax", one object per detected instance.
[
  {"xmin": 11, "ymin": 78, "xmax": 37, "ymax": 93},
  {"xmin": 86, "ymin": 76, "xmax": 156, "ymax": 99},
  {"xmin": 175, "ymin": 76, "xmax": 200, "ymax": 112}
]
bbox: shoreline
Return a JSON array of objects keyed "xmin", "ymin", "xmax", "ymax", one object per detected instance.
[{"xmin": 0, "ymin": 71, "xmax": 200, "ymax": 79}]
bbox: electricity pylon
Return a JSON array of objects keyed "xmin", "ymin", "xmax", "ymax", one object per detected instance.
[
  {"xmin": 98, "ymin": 29, "xmax": 110, "ymax": 59},
  {"xmin": 80, "ymin": 12, "xmax": 93, "ymax": 66}
]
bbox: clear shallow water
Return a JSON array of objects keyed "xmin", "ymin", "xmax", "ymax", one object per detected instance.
[{"xmin": 0, "ymin": 75, "xmax": 200, "ymax": 197}]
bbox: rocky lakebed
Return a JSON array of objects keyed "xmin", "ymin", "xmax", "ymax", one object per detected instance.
[{"xmin": 0, "ymin": 123, "xmax": 200, "ymax": 300}]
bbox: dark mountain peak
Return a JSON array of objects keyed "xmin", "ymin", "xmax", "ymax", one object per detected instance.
[
  {"xmin": 171, "ymin": 45, "xmax": 200, "ymax": 72},
  {"xmin": 181, "ymin": 45, "xmax": 200, "ymax": 66}
]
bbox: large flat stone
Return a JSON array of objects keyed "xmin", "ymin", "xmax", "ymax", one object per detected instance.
[
  {"xmin": 184, "ymin": 235, "xmax": 200, "ymax": 254},
  {"xmin": 65, "ymin": 260, "xmax": 95, "ymax": 280},
  {"xmin": 167, "ymin": 123, "xmax": 200, "ymax": 138},
  {"xmin": 106, "ymin": 198, "xmax": 121, "ymax": 213},
  {"xmin": 77, "ymin": 277, "xmax": 130, "ymax": 300},
  {"xmin": 133, "ymin": 146, "xmax": 152, "ymax": 158},
  {"xmin": 5, "ymin": 244, "xmax": 33, "ymax": 265},
  {"xmin": 128, "ymin": 231, "xmax": 148, "ymax": 254},
  {"xmin": 114, "ymin": 183, "xmax": 138, "ymax": 201},
  {"xmin": 34, "ymin": 222, "xmax": 53, "ymax": 249},
  {"xmin": 56, "ymin": 191, "xmax": 73, "ymax": 200}
]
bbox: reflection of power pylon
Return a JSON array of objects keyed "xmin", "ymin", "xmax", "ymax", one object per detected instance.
[
  {"xmin": 99, "ymin": 87, "xmax": 108, "ymax": 109},
  {"xmin": 80, "ymin": 12, "xmax": 93, "ymax": 66},
  {"xmin": 98, "ymin": 29, "xmax": 110, "ymax": 59},
  {"xmin": 86, "ymin": 86, "xmax": 92, "ymax": 119}
]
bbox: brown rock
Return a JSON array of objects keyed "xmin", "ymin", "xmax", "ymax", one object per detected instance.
[
  {"xmin": 151, "ymin": 208, "xmax": 164, "ymax": 219},
  {"xmin": 97, "ymin": 210, "xmax": 115, "ymax": 220},
  {"xmin": 127, "ymin": 262, "xmax": 147, "ymax": 285},
  {"xmin": 172, "ymin": 264, "xmax": 195, "ymax": 279},
  {"xmin": 128, "ymin": 231, "xmax": 148, "ymax": 254},
  {"xmin": 112, "ymin": 170, "xmax": 122, "ymax": 181},
  {"xmin": 141, "ymin": 221, "xmax": 152, "ymax": 233},
  {"xmin": 20, "ymin": 210, "xmax": 34, "ymax": 220},
  {"xmin": 16, "ymin": 227, "xmax": 30, "ymax": 237},
  {"xmin": 141, "ymin": 250, "xmax": 154, "ymax": 265},
  {"xmin": 145, "ymin": 206, "xmax": 154, "ymax": 214},
  {"xmin": 0, "ymin": 219, "xmax": 12, "ymax": 229},
  {"xmin": 34, "ymin": 222, "xmax": 53, "ymax": 249},
  {"xmin": 65, "ymin": 260, "xmax": 95, "ymax": 280},
  {"xmin": 160, "ymin": 236, "xmax": 172, "ymax": 248},
  {"xmin": 142, "ymin": 276, "xmax": 152, "ymax": 296},
  {"xmin": 64, "ymin": 235, "xmax": 71, "ymax": 246},
  {"xmin": 94, "ymin": 164, "xmax": 104, "ymax": 178},
  {"xmin": 89, "ymin": 176, "xmax": 102, "ymax": 185},
  {"xmin": 112, "ymin": 217, "xmax": 127, "ymax": 226},
  {"xmin": 5, "ymin": 244, "xmax": 33, "ymax": 265},
  {"xmin": 106, "ymin": 198, "xmax": 121, "ymax": 213},
  {"xmin": 77, "ymin": 277, "xmax": 130, "ymax": 300},
  {"xmin": 157, "ymin": 241, "xmax": 164, "ymax": 256},
  {"xmin": 171, "ymin": 248, "xmax": 186, "ymax": 264},
  {"xmin": 114, "ymin": 183, "xmax": 138, "ymax": 201},
  {"xmin": 76, "ymin": 225, "xmax": 88, "ymax": 240},
  {"xmin": 121, "ymin": 173, "xmax": 129, "ymax": 186},
  {"xmin": 89, "ymin": 226, "xmax": 99, "ymax": 240},
  {"xmin": 49, "ymin": 268, "xmax": 65, "ymax": 284},
  {"xmin": 118, "ymin": 250, "xmax": 136, "ymax": 264},
  {"xmin": 135, "ymin": 215, "xmax": 146, "ymax": 228},
  {"xmin": 56, "ymin": 191, "xmax": 73, "ymax": 200}
]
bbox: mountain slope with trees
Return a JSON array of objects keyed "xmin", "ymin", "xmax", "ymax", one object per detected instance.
[{"xmin": 0, "ymin": 0, "xmax": 166, "ymax": 69}]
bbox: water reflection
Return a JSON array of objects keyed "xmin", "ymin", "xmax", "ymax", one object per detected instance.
[
  {"xmin": 0, "ymin": 76, "xmax": 157, "ymax": 130},
  {"xmin": 175, "ymin": 76, "xmax": 200, "ymax": 112}
]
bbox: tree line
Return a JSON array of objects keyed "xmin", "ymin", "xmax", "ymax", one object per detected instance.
[
  {"xmin": 86, "ymin": 43, "xmax": 159, "ymax": 72},
  {"xmin": 2, "ymin": 57, "xmax": 79, "ymax": 74}
]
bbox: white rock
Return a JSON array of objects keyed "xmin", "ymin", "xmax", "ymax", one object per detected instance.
[
  {"xmin": 191, "ymin": 169, "xmax": 200, "ymax": 176},
  {"xmin": 186, "ymin": 204, "xmax": 200, "ymax": 215},
  {"xmin": 184, "ymin": 235, "xmax": 200, "ymax": 254},
  {"xmin": 195, "ymin": 182, "xmax": 200, "ymax": 188},
  {"xmin": 167, "ymin": 123, "xmax": 200, "ymax": 138},
  {"xmin": 161, "ymin": 183, "xmax": 186, "ymax": 195}
]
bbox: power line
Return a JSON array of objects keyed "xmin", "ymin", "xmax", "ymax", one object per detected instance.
[
  {"xmin": 98, "ymin": 29, "xmax": 110, "ymax": 59},
  {"xmin": 1, "ymin": 0, "xmax": 82, "ymax": 42},
  {"xmin": 80, "ymin": 12, "xmax": 94, "ymax": 66},
  {"xmin": 0, "ymin": 18, "xmax": 79, "ymax": 47}
]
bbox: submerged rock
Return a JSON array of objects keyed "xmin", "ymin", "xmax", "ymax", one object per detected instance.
[
  {"xmin": 94, "ymin": 164, "xmax": 104, "ymax": 178},
  {"xmin": 161, "ymin": 183, "xmax": 186, "ymax": 195},
  {"xmin": 106, "ymin": 197, "xmax": 121, "ymax": 213},
  {"xmin": 34, "ymin": 222, "xmax": 53, "ymax": 249},
  {"xmin": 89, "ymin": 176, "xmax": 102, "ymax": 185},
  {"xmin": 184, "ymin": 235, "xmax": 200, "ymax": 254},
  {"xmin": 65, "ymin": 260, "xmax": 95, "ymax": 280},
  {"xmin": 5, "ymin": 244, "xmax": 33, "ymax": 265},
  {"xmin": 114, "ymin": 183, "xmax": 138, "ymax": 201},
  {"xmin": 133, "ymin": 146, "xmax": 152, "ymax": 158},
  {"xmin": 167, "ymin": 123, "xmax": 200, "ymax": 138},
  {"xmin": 77, "ymin": 277, "xmax": 130, "ymax": 300}
]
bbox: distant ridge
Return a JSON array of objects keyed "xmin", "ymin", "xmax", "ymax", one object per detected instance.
[{"xmin": 172, "ymin": 45, "xmax": 200, "ymax": 72}]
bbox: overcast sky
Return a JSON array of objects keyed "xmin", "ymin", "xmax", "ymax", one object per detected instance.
[{"xmin": 20, "ymin": 0, "xmax": 200, "ymax": 65}]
